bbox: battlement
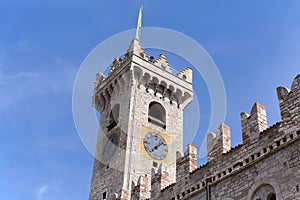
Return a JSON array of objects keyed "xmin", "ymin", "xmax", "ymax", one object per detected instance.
[
  {"xmin": 147, "ymin": 74, "xmax": 300, "ymax": 200},
  {"xmin": 207, "ymin": 123, "xmax": 231, "ymax": 162},
  {"xmin": 93, "ymin": 39, "xmax": 193, "ymax": 91},
  {"xmin": 277, "ymin": 74, "xmax": 300, "ymax": 130},
  {"xmin": 131, "ymin": 175, "xmax": 150, "ymax": 200},
  {"xmin": 92, "ymin": 39, "xmax": 194, "ymax": 112},
  {"xmin": 241, "ymin": 102, "xmax": 268, "ymax": 145}
]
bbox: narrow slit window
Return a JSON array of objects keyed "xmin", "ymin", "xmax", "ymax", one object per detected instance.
[{"xmin": 107, "ymin": 104, "xmax": 120, "ymax": 131}]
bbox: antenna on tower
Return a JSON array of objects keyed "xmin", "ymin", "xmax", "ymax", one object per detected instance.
[{"xmin": 135, "ymin": 6, "xmax": 143, "ymax": 41}]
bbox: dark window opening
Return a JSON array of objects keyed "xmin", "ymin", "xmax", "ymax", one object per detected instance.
[
  {"xmin": 233, "ymin": 161, "xmax": 243, "ymax": 168},
  {"xmin": 257, "ymin": 152, "xmax": 261, "ymax": 157},
  {"xmin": 107, "ymin": 104, "xmax": 120, "ymax": 131},
  {"xmin": 297, "ymin": 130, "xmax": 300, "ymax": 136},
  {"xmin": 267, "ymin": 193, "xmax": 276, "ymax": 200},
  {"xmin": 103, "ymin": 192, "xmax": 107, "ymax": 200},
  {"xmin": 282, "ymin": 136, "xmax": 287, "ymax": 142},
  {"xmin": 263, "ymin": 148, "xmax": 267, "ymax": 153},
  {"xmin": 148, "ymin": 102, "xmax": 166, "ymax": 129},
  {"xmin": 152, "ymin": 161, "xmax": 158, "ymax": 168},
  {"xmin": 269, "ymin": 145, "xmax": 273, "ymax": 150}
]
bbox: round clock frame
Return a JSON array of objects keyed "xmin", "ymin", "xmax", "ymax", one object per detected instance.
[{"xmin": 143, "ymin": 132, "xmax": 168, "ymax": 160}]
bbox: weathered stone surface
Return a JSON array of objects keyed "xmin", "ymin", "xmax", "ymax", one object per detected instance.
[
  {"xmin": 89, "ymin": 38, "xmax": 300, "ymax": 200},
  {"xmin": 89, "ymin": 39, "xmax": 193, "ymax": 200}
]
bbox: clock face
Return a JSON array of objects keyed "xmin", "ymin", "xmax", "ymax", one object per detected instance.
[
  {"xmin": 143, "ymin": 132, "xmax": 168, "ymax": 160},
  {"xmin": 103, "ymin": 133, "xmax": 119, "ymax": 161}
]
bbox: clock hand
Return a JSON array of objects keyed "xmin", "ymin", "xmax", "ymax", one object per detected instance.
[{"xmin": 150, "ymin": 139, "xmax": 163, "ymax": 152}]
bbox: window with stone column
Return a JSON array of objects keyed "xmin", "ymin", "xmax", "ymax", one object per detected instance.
[{"xmin": 148, "ymin": 102, "xmax": 166, "ymax": 129}]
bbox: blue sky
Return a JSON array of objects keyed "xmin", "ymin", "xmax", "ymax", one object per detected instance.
[{"xmin": 1, "ymin": 1, "xmax": 300, "ymax": 200}]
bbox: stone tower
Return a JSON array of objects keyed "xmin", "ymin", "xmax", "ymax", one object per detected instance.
[{"xmin": 88, "ymin": 39, "xmax": 194, "ymax": 200}]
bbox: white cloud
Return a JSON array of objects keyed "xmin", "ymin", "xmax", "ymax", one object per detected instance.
[
  {"xmin": 0, "ymin": 37, "xmax": 77, "ymax": 109},
  {"xmin": 0, "ymin": 70, "xmax": 40, "ymax": 85},
  {"xmin": 36, "ymin": 185, "xmax": 49, "ymax": 200}
]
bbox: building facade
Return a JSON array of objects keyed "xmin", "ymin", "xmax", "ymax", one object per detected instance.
[{"xmin": 89, "ymin": 38, "xmax": 300, "ymax": 200}]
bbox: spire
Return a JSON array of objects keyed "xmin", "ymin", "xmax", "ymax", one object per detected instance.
[{"xmin": 135, "ymin": 6, "xmax": 143, "ymax": 40}]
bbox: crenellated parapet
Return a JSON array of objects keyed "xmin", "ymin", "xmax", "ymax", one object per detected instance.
[
  {"xmin": 150, "ymin": 165, "xmax": 170, "ymax": 199},
  {"xmin": 277, "ymin": 74, "xmax": 300, "ymax": 133},
  {"xmin": 92, "ymin": 39, "xmax": 194, "ymax": 112},
  {"xmin": 240, "ymin": 102, "xmax": 268, "ymax": 144},
  {"xmin": 207, "ymin": 123, "xmax": 231, "ymax": 162},
  {"xmin": 148, "ymin": 74, "xmax": 300, "ymax": 200},
  {"xmin": 131, "ymin": 175, "xmax": 150, "ymax": 200},
  {"xmin": 177, "ymin": 67, "xmax": 192, "ymax": 84},
  {"xmin": 176, "ymin": 144, "xmax": 198, "ymax": 181},
  {"xmin": 153, "ymin": 54, "xmax": 172, "ymax": 73}
]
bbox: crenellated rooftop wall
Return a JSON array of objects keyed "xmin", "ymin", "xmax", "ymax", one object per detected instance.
[{"xmin": 135, "ymin": 74, "xmax": 300, "ymax": 200}]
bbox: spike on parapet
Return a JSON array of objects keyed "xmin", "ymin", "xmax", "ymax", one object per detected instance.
[
  {"xmin": 126, "ymin": 39, "xmax": 147, "ymax": 59},
  {"xmin": 131, "ymin": 175, "xmax": 150, "ymax": 200},
  {"xmin": 176, "ymin": 144, "xmax": 197, "ymax": 181},
  {"xmin": 241, "ymin": 102, "xmax": 267, "ymax": 144},
  {"xmin": 277, "ymin": 74, "xmax": 300, "ymax": 128},
  {"xmin": 153, "ymin": 54, "xmax": 172, "ymax": 73},
  {"xmin": 177, "ymin": 67, "xmax": 193, "ymax": 84},
  {"xmin": 150, "ymin": 165, "xmax": 170, "ymax": 199},
  {"xmin": 207, "ymin": 123, "xmax": 231, "ymax": 162}
]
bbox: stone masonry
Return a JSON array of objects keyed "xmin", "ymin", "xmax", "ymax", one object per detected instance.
[
  {"xmin": 145, "ymin": 74, "xmax": 300, "ymax": 200},
  {"xmin": 89, "ymin": 39, "xmax": 193, "ymax": 200},
  {"xmin": 89, "ymin": 38, "xmax": 300, "ymax": 200}
]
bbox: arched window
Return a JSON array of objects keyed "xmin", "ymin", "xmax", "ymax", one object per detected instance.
[
  {"xmin": 251, "ymin": 184, "xmax": 276, "ymax": 200},
  {"xmin": 107, "ymin": 104, "xmax": 120, "ymax": 131},
  {"xmin": 267, "ymin": 193, "xmax": 276, "ymax": 200},
  {"xmin": 148, "ymin": 102, "xmax": 166, "ymax": 129}
]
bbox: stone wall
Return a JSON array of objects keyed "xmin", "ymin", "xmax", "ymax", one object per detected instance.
[{"xmin": 150, "ymin": 74, "xmax": 300, "ymax": 200}]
